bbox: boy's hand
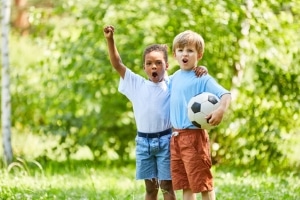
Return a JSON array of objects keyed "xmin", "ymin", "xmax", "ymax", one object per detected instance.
[
  {"xmin": 206, "ymin": 93, "xmax": 231, "ymax": 126},
  {"xmin": 103, "ymin": 25, "xmax": 115, "ymax": 39},
  {"xmin": 193, "ymin": 65, "xmax": 208, "ymax": 77},
  {"xmin": 206, "ymin": 108, "xmax": 224, "ymax": 127}
]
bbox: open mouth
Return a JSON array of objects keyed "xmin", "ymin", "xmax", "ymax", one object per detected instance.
[
  {"xmin": 152, "ymin": 72, "xmax": 158, "ymax": 77},
  {"xmin": 182, "ymin": 58, "xmax": 188, "ymax": 64}
]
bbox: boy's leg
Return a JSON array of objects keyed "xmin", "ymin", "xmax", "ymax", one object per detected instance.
[
  {"xmin": 183, "ymin": 189, "xmax": 196, "ymax": 200},
  {"xmin": 201, "ymin": 190, "xmax": 215, "ymax": 200},
  {"xmin": 160, "ymin": 180, "xmax": 176, "ymax": 200},
  {"xmin": 145, "ymin": 179, "xmax": 159, "ymax": 200},
  {"xmin": 156, "ymin": 133, "xmax": 175, "ymax": 200}
]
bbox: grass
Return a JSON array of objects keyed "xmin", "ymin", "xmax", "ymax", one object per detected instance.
[
  {"xmin": 0, "ymin": 159, "xmax": 299, "ymax": 200},
  {"xmin": 214, "ymin": 169, "xmax": 299, "ymax": 200},
  {"xmin": 1, "ymin": 125, "xmax": 299, "ymax": 200},
  {"xmin": 1, "ymin": 161, "xmax": 144, "ymax": 200},
  {"xmin": 0, "ymin": 126, "xmax": 299, "ymax": 200},
  {"xmin": 0, "ymin": 132, "xmax": 300, "ymax": 199}
]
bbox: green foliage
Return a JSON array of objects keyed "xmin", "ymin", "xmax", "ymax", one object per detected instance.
[
  {"xmin": 6, "ymin": 0, "xmax": 300, "ymax": 170},
  {"xmin": 210, "ymin": 0, "xmax": 300, "ymax": 170},
  {"xmin": 25, "ymin": 0, "xmax": 138, "ymax": 161}
]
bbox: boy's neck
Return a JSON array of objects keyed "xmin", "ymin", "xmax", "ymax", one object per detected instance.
[{"xmin": 180, "ymin": 66, "xmax": 196, "ymax": 71}]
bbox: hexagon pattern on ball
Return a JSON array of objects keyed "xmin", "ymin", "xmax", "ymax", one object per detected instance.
[{"xmin": 187, "ymin": 92, "xmax": 220, "ymax": 130}]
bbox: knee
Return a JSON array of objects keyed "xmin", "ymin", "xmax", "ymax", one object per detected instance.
[
  {"xmin": 145, "ymin": 180, "xmax": 159, "ymax": 196},
  {"xmin": 160, "ymin": 180, "xmax": 174, "ymax": 192},
  {"xmin": 145, "ymin": 186, "xmax": 159, "ymax": 196}
]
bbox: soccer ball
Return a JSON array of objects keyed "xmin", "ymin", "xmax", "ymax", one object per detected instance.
[{"xmin": 187, "ymin": 92, "xmax": 220, "ymax": 129}]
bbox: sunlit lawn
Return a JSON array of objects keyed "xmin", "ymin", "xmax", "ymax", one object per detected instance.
[
  {"xmin": 0, "ymin": 132, "xmax": 300, "ymax": 199},
  {"xmin": 0, "ymin": 162, "xmax": 143, "ymax": 199},
  {"xmin": 0, "ymin": 160, "xmax": 299, "ymax": 200}
]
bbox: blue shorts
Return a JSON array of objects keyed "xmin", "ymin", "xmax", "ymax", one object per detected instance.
[{"xmin": 135, "ymin": 133, "xmax": 172, "ymax": 181}]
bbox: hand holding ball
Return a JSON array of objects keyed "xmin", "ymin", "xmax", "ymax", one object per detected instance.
[{"xmin": 187, "ymin": 92, "xmax": 220, "ymax": 130}]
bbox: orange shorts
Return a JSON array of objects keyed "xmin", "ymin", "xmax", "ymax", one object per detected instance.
[{"xmin": 170, "ymin": 129, "xmax": 213, "ymax": 193}]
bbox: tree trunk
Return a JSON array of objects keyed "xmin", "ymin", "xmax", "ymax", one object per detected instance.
[{"xmin": 1, "ymin": 0, "xmax": 14, "ymax": 166}]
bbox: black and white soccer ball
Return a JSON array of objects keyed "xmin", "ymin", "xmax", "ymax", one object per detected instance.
[{"xmin": 187, "ymin": 92, "xmax": 220, "ymax": 129}]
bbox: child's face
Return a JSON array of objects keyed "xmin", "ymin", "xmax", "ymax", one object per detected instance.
[
  {"xmin": 143, "ymin": 51, "xmax": 168, "ymax": 83},
  {"xmin": 174, "ymin": 44, "xmax": 202, "ymax": 71}
]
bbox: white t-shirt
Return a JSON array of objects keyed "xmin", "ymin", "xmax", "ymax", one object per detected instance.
[{"xmin": 118, "ymin": 68, "xmax": 172, "ymax": 133}]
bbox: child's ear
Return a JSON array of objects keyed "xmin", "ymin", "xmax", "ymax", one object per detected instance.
[
  {"xmin": 198, "ymin": 52, "xmax": 203, "ymax": 60},
  {"xmin": 165, "ymin": 62, "xmax": 169, "ymax": 70}
]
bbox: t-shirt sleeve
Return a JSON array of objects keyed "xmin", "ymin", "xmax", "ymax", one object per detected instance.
[
  {"xmin": 118, "ymin": 68, "xmax": 144, "ymax": 100},
  {"xmin": 204, "ymin": 75, "xmax": 230, "ymax": 99}
]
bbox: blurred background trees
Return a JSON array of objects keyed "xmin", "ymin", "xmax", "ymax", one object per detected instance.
[{"xmin": 1, "ymin": 0, "xmax": 299, "ymax": 171}]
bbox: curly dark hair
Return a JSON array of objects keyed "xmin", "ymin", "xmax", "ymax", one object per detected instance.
[{"xmin": 142, "ymin": 44, "xmax": 168, "ymax": 66}]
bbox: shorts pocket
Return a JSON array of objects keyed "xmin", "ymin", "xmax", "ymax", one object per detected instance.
[{"xmin": 135, "ymin": 137, "xmax": 149, "ymax": 154}]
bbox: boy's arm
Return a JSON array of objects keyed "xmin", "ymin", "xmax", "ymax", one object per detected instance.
[
  {"xmin": 103, "ymin": 25, "xmax": 126, "ymax": 78},
  {"xmin": 207, "ymin": 93, "xmax": 231, "ymax": 126}
]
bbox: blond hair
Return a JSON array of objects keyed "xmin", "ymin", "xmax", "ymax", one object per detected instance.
[{"xmin": 172, "ymin": 30, "xmax": 205, "ymax": 55}]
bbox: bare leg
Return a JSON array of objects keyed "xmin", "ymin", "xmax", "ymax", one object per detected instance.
[
  {"xmin": 145, "ymin": 179, "xmax": 159, "ymax": 200},
  {"xmin": 202, "ymin": 190, "xmax": 215, "ymax": 200},
  {"xmin": 183, "ymin": 189, "xmax": 196, "ymax": 200},
  {"xmin": 160, "ymin": 180, "xmax": 176, "ymax": 200}
]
